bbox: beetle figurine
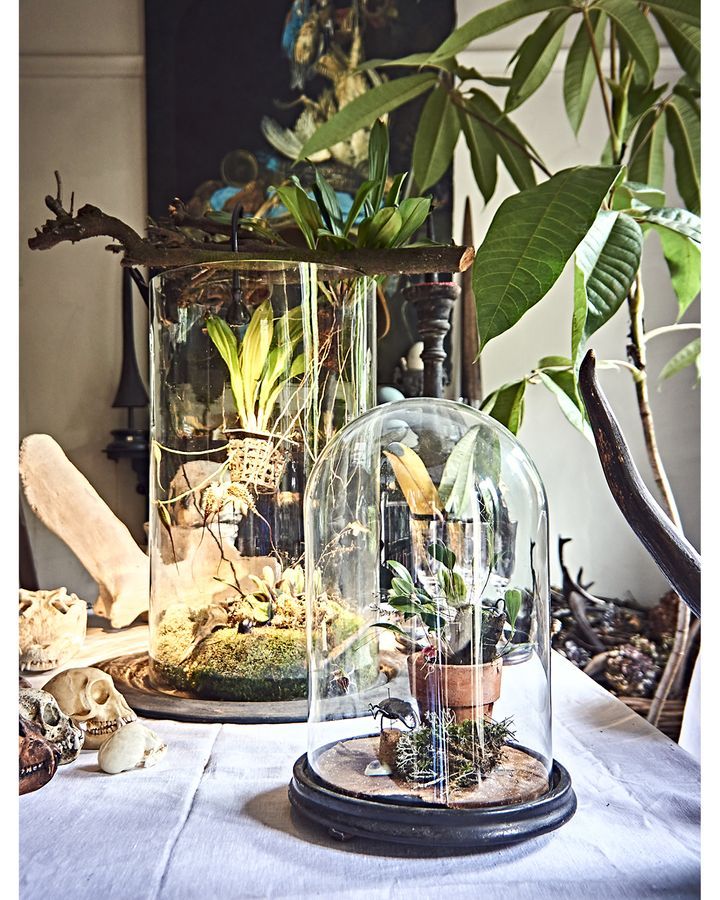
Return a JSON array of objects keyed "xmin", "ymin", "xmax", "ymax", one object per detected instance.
[{"xmin": 368, "ymin": 697, "xmax": 419, "ymax": 731}]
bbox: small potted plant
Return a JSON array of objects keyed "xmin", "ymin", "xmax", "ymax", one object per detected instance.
[{"xmin": 377, "ymin": 426, "xmax": 522, "ymax": 723}]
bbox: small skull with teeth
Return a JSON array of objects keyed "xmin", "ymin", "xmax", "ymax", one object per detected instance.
[
  {"xmin": 42, "ymin": 667, "xmax": 137, "ymax": 750},
  {"xmin": 19, "ymin": 587, "xmax": 87, "ymax": 672},
  {"xmin": 19, "ymin": 688, "xmax": 85, "ymax": 764},
  {"xmin": 19, "ymin": 715, "xmax": 60, "ymax": 794}
]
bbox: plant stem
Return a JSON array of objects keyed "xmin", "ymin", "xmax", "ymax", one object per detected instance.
[
  {"xmin": 583, "ymin": 8, "xmax": 620, "ymax": 160},
  {"xmin": 644, "ymin": 323, "xmax": 700, "ymax": 343},
  {"xmin": 626, "ymin": 273, "xmax": 691, "ymax": 726}
]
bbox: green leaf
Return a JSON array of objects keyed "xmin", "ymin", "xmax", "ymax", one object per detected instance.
[
  {"xmin": 482, "ymin": 380, "xmax": 527, "ymax": 435},
  {"xmin": 611, "ymin": 180, "xmax": 665, "ymax": 210},
  {"xmin": 239, "ymin": 299, "xmax": 274, "ymax": 422},
  {"xmin": 273, "ymin": 185, "xmax": 322, "ymax": 248},
  {"xmin": 311, "ymin": 169, "xmax": 343, "ymax": 236},
  {"xmin": 412, "ymin": 86, "xmax": 462, "ymax": 192},
  {"xmin": 386, "ymin": 559, "xmax": 414, "ymax": 585},
  {"xmin": 666, "ymin": 97, "xmax": 700, "ymax": 214},
  {"xmin": 642, "ymin": 0, "xmax": 700, "ymax": 27},
  {"xmin": 595, "ymin": 0, "xmax": 659, "ymax": 86},
  {"xmin": 563, "ymin": 11, "xmax": 607, "ymax": 134},
  {"xmin": 297, "ymin": 73, "xmax": 437, "ymax": 160},
  {"xmin": 653, "ymin": 12, "xmax": 700, "ymax": 81},
  {"xmin": 637, "ymin": 206, "xmax": 700, "ymax": 243},
  {"xmin": 538, "ymin": 355, "xmax": 573, "ymax": 369},
  {"xmin": 206, "ymin": 316, "xmax": 244, "ymax": 418},
  {"xmin": 505, "ymin": 9, "xmax": 571, "ymax": 112},
  {"xmin": 537, "ymin": 371, "xmax": 594, "ymax": 441},
  {"xmin": 430, "ymin": 0, "xmax": 574, "ymax": 62},
  {"xmin": 473, "ymin": 165, "xmax": 622, "ymax": 349},
  {"xmin": 428, "ymin": 542, "xmax": 456, "ymax": 571},
  {"xmin": 437, "ymin": 424, "xmax": 483, "ymax": 519},
  {"xmin": 443, "ymin": 59, "xmax": 513, "ymax": 86},
  {"xmin": 385, "ymin": 172, "xmax": 407, "ymax": 208},
  {"xmin": 289, "ymin": 352, "xmax": 306, "ymax": 379},
  {"xmin": 356, "ymin": 52, "xmax": 437, "ymax": 71},
  {"xmin": 257, "ymin": 344, "xmax": 290, "ymax": 413},
  {"xmin": 393, "ymin": 197, "xmax": 432, "ymax": 247},
  {"xmin": 459, "ymin": 110, "xmax": 498, "ymax": 204},
  {"xmin": 504, "ymin": 589, "xmax": 523, "ymax": 628},
  {"xmin": 465, "ymin": 91, "xmax": 537, "ymax": 191},
  {"xmin": 647, "ymin": 225, "xmax": 701, "ymax": 318},
  {"xmin": 367, "ymin": 120, "xmax": 389, "ymax": 215},
  {"xmin": 357, "ymin": 206, "xmax": 403, "ymax": 248},
  {"xmin": 627, "ymin": 109, "xmax": 666, "ymax": 188},
  {"xmin": 572, "ymin": 210, "xmax": 643, "ymax": 356},
  {"xmin": 341, "ymin": 180, "xmax": 376, "ymax": 237},
  {"xmin": 659, "ymin": 337, "xmax": 700, "ymax": 381}
]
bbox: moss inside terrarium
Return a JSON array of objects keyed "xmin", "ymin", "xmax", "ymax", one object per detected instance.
[{"xmin": 152, "ymin": 599, "xmax": 373, "ymax": 702}]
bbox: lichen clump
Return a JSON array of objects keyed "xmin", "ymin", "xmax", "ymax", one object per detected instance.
[{"xmin": 395, "ymin": 712, "xmax": 515, "ymax": 789}]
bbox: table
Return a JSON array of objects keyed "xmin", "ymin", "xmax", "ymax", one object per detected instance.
[{"xmin": 20, "ymin": 626, "xmax": 700, "ymax": 899}]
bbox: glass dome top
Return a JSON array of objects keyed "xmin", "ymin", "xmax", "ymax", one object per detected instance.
[{"xmin": 303, "ymin": 398, "xmax": 553, "ymax": 809}]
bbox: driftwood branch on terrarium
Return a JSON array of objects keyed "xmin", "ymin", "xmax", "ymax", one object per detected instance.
[{"xmin": 28, "ymin": 172, "xmax": 474, "ymax": 276}]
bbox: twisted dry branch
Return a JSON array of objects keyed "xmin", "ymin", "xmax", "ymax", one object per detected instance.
[{"xmin": 28, "ymin": 175, "xmax": 475, "ymax": 276}]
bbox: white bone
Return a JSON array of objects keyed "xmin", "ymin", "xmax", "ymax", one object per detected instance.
[
  {"xmin": 98, "ymin": 721, "xmax": 167, "ymax": 775},
  {"xmin": 20, "ymin": 435, "xmax": 278, "ymax": 628},
  {"xmin": 20, "ymin": 435, "xmax": 149, "ymax": 628}
]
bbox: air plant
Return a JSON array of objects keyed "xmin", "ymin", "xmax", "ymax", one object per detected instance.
[{"xmin": 206, "ymin": 300, "xmax": 305, "ymax": 434}]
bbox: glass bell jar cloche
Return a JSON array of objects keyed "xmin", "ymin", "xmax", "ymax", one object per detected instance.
[
  {"xmin": 289, "ymin": 398, "xmax": 576, "ymax": 847},
  {"xmin": 147, "ymin": 260, "xmax": 375, "ymax": 704}
]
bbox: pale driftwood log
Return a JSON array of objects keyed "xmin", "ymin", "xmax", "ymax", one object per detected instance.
[
  {"xmin": 20, "ymin": 435, "xmax": 150, "ymax": 628},
  {"xmin": 20, "ymin": 434, "xmax": 277, "ymax": 629}
]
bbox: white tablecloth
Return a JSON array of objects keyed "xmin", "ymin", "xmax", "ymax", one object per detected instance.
[{"xmin": 20, "ymin": 627, "xmax": 700, "ymax": 899}]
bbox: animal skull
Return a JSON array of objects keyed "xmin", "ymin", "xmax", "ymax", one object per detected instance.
[
  {"xmin": 19, "ymin": 587, "xmax": 87, "ymax": 672},
  {"xmin": 98, "ymin": 721, "xmax": 167, "ymax": 774},
  {"xmin": 19, "ymin": 688, "xmax": 85, "ymax": 764},
  {"xmin": 19, "ymin": 715, "xmax": 60, "ymax": 795},
  {"xmin": 42, "ymin": 667, "xmax": 137, "ymax": 750}
]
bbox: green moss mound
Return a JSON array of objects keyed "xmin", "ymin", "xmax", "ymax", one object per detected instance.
[{"xmin": 151, "ymin": 602, "xmax": 374, "ymax": 702}]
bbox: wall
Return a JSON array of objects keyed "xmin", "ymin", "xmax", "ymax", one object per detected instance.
[
  {"xmin": 20, "ymin": 0, "xmax": 147, "ymax": 603},
  {"xmin": 453, "ymin": 1, "xmax": 700, "ymax": 604}
]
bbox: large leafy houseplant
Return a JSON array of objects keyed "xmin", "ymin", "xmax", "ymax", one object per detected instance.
[{"xmin": 297, "ymin": 0, "xmax": 701, "ymax": 725}]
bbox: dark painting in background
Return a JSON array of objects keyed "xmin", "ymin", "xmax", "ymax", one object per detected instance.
[{"xmin": 144, "ymin": 0, "xmax": 457, "ymax": 386}]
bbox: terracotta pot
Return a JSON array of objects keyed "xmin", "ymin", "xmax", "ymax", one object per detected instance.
[{"xmin": 407, "ymin": 652, "xmax": 503, "ymax": 724}]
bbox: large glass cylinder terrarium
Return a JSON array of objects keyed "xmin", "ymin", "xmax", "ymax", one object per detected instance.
[
  {"xmin": 290, "ymin": 398, "xmax": 576, "ymax": 847},
  {"xmin": 148, "ymin": 261, "xmax": 375, "ymax": 703}
]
